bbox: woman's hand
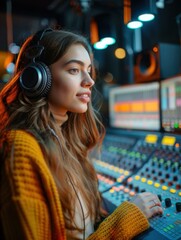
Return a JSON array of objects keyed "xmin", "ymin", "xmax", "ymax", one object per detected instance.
[{"xmin": 130, "ymin": 192, "xmax": 163, "ymax": 219}]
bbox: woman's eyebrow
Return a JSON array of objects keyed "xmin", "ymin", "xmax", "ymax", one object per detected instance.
[{"xmin": 63, "ymin": 59, "xmax": 92, "ymax": 68}]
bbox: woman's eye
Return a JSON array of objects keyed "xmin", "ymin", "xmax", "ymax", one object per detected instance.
[
  {"xmin": 87, "ymin": 69, "xmax": 91, "ymax": 75},
  {"xmin": 88, "ymin": 72, "xmax": 92, "ymax": 78},
  {"xmin": 69, "ymin": 68, "xmax": 79, "ymax": 74}
]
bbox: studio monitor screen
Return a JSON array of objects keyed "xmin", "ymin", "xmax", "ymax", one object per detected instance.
[{"xmin": 109, "ymin": 82, "xmax": 160, "ymax": 131}]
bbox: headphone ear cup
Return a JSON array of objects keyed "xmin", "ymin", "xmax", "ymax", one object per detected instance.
[{"xmin": 19, "ymin": 62, "xmax": 52, "ymax": 98}]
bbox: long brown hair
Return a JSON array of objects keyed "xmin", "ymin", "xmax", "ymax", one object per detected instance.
[{"xmin": 0, "ymin": 29, "xmax": 106, "ymax": 236}]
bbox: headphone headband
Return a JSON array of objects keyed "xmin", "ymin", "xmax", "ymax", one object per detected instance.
[
  {"xmin": 37, "ymin": 28, "xmax": 53, "ymax": 44},
  {"xmin": 25, "ymin": 28, "xmax": 53, "ymax": 60}
]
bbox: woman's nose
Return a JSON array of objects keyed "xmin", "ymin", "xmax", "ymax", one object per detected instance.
[{"xmin": 81, "ymin": 72, "xmax": 95, "ymax": 87}]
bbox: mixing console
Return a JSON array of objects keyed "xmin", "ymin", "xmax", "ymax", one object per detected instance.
[
  {"xmin": 93, "ymin": 133, "xmax": 161, "ymax": 192},
  {"xmin": 94, "ymin": 134, "xmax": 137, "ymax": 192},
  {"xmin": 93, "ymin": 131, "xmax": 181, "ymax": 240}
]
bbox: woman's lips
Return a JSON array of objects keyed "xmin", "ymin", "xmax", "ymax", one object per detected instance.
[{"xmin": 76, "ymin": 92, "xmax": 91, "ymax": 103}]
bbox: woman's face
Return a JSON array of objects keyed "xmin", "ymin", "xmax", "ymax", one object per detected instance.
[{"xmin": 48, "ymin": 43, "xmax": 94, "ymax": 115}]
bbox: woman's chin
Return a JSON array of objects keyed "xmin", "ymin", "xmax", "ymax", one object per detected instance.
[{"xmin": 71, "ymin": 106, "xmax": 88, "ymax": 114}]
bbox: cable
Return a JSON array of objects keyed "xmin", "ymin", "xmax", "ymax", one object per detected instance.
[
  {"xmin": 47, "ymin": 125, "xmax": 86, "ymax": 240},
  {"xmin": 67, "ymin": 172, "xmax": 86, "ymax": 240}
]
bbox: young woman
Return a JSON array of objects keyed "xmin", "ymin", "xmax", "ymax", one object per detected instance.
[{"xmin": 0, "ymin": 28, "xmax": 163, "ymax": 240}]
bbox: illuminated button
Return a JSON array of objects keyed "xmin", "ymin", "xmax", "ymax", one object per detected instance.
[
  {"xmin": 124, "ymin": 170, "xmax": 129, "ymax": 176},
  {"xmin": 117, "ymin": 178, "xmax": 122, "ymax": 183},
  {"xmin": 113, "ymin": 186, "xmax": 120, "ymax": 192},
  {"xmin": 127, "ymin": 177, "xmax": 133, "ymax": 183},
  {"xmin": 110, "ymin": 189, "xmax": 114, "ymax": 194},
  {"xmin": 159, "ymin": 158, "xmax": 164, "ymax": 163},
  {"xmin": 129, "ymin": 191, "xmax": 135, "ymax": 196},
  {"xmin": 173, "ymin": 162, "xmax": 179, "ymax": 167},
  {"xmin": 170, "ymin": 188, "xmax": 176, "ymax": 194},
  {"xmin": 118, "ymin": 185, "xmax": 124, "ymax": 191},
  {"xmin": 178, "ymin": 192, "xmax": 181, "ymax": 197},
  {"xmin": 166, "ymin": 225, "xmax": 173, "ymax": 230},
  {"xmin": 169, "ymin": 224, "xmax": 174, "ymax": 229},
  {"xmin": 167, "ymin": 160, "xmax": 171, "ymax": 166},
  {"xmin": 130, "ymin": 151, "xmax": 136, "ymax": 157},
  {"xmin": 141, "ymin": 177, "xmax": 147, "ymax": 183},
  {"xmin": 147, "ymin": 180, "xmax": 153, "ymax": 185},
  {"xmin": 175, "ymin": 143, "xmax": 180, "ymax": 148},
  {"xmin": 123, "ymin": 150, "xmax": 127, "ymax": 154},
  {"xmin": 109, "ymin": 180, "xmax": 114, "ymax": 185},
  {"xmin": 152, "ymin": 157, "xmax": 158, "ymax": 162},
  {"xmin": 162, "ymin": 185, "xmax": 168, "ymax": 191},
  {"xmin": 119, "ymin": 169, "xmax": 124, "ymax": 173},
  {"xmin": 135, "ymin": 175, "xmax": 140, "ymax": 180},
  {"xmin": 124, "ymin": 188, "xmax": 130, "ymax": 193},
  {"xmin": 114, "ymin": 167, "xmax": 119, "ymax": 172},
  {"xmin": 154, "ymin": 183, "xmax": 160, "ymax": 188}
]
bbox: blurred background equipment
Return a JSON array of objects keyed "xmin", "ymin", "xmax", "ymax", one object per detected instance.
[{"xmin": 134, "ymin": 43, "xmax": 181, "ymax": 83}]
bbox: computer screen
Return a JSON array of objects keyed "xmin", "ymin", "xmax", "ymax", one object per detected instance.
[
  {"xmin": 109, "ymin": 82, "xmax": 160, "ymax": 131},
  {"xmin": 161, "ymin": 75, "xmax": 181, "ymax": 132}
]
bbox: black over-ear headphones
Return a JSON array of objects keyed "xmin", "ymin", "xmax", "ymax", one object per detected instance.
[{"xmin": 19, "ymin": 28, "xmax": 53, "ymax": 98}]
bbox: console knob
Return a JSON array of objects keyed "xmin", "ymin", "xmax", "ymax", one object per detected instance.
[
  {"xmin": 158, "ymin": 171, "xmax": 162, "ymax": 176},
  {"xmin": 134, "ymin": 186, "xmax": 139, "ymax": 192},
  {"xmin": 165, "ymin": 198, "xmax": 172, "ymax": 207},
  {"xmin": 165, "ymin": 173, "xmax": 170, "ymax": 178},
  {"xmin": 173, "ymin": 176, "xmax": 178, "ymax": 181},
  {"xmin": 176, "ymin": 202, "xmax": 181, "ymax": 212},
  {"xmin": 157, "ymin": 194, "xmax": 162, "ymax": 202}
]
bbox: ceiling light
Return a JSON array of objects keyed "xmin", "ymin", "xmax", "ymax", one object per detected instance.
[
  {"xmin": 127, "ymin": 21, "xmax": 143, "ymax": 29},
  {"xmin": 92, "ymin": 13, "xmax": 116, "ymax": 47},
  {"xmin": 138, "ymin": 13, "xmax": 155, "ymax": 22},
  {"xmin": 127, "ymin": 0, "xmax": 157, "ymax": 29},
  {"xmin": 100, "ymin": 37, "xmax": 116, "ymax": 45},
  {"xmin": 93, "ymin": 41, "xmax": 108, "ymax": 50}
]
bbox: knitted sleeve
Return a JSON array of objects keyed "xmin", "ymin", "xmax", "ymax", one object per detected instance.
[
  {"xmin": 0, "ymin": 130, "xmax": 66, "ymax": 240},
  {"xmin": 0, "ymin": 130, "xmax": 149, "ymax": 240},
  {"xmin": 87, "ymin": 201, "xmax": 149, "ymax": 240}
]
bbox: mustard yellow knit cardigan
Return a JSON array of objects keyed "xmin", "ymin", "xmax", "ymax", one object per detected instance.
[{"xmin": 0, "ymin": 130, "xmax": 149, "ymax": 240}]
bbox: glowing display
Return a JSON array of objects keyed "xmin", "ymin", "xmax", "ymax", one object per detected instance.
[
  {"xmin": 109, "ymin": 82, "xmax": 160, "ymax": 130},
  {"xmin": 145, "ymin": 134, "xmax": 158, "ymax": 144},
  {"xmin": 161, "ymin": 75, "xmax": 181, "ymax": 132},
  {"xmin": 161, "ymin": 136, "xmax": 176, "ymax": 146}
]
